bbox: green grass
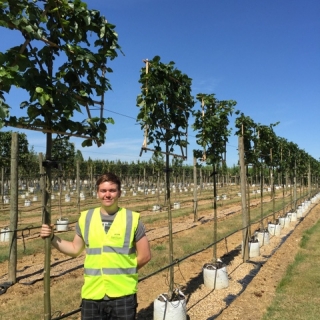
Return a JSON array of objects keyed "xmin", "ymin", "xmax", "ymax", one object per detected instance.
[
  {"xmin": 0, "ymin": 232, "xmax": 76, "ymax": 263},
  {"xmin": 262, "ymin": 219, "xmax": 320, "ymax": 320}
]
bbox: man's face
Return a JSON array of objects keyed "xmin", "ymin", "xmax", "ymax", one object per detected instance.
[{"xmin": 97, "ymin": 181, "xmax": 121, "ymax": 208}]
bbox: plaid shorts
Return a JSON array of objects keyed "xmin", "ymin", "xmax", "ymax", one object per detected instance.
[{"xmin": 81, "ymin": 294, "xmax": 137, "ymax": 320}]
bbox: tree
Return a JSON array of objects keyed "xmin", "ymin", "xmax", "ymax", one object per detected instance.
[
  {"xmin": 171, "ymin": 156, "xmax": 183, "ymax": 186},
  {"xmin": 0, "ymin": 131, "xmax": 29, "ymax": 170},
  {"xmin": 0, "ymin": 2, "xmax": 121, "ymax": 318},
  {"xmin": 51, "ymin": 137, "xmax": 75, "ymax": 173},
  {"xmin": 137, "ymin": 56, "xmax": 193, "ymax": 156},
  {"xmin": 136, "ymin": 55, "xmax": 193, "ymax": 299},
  {"xmin": 235, "ymin": 113, "xmax": 261, "ymax": 259},
  {"xmin": 255, "ymin": 122, "xmax": 278, "ymax": 228},
  {"xmin": 19, "ymin": 145, "xmax": 39, "ymax": 186},
  {"xmin": 193, "ymin": 93, "xmax": 236, "ymax": 263},
  {"xmin": 234, "ymin": 113, "xmax": 257, "ymax": 166}
]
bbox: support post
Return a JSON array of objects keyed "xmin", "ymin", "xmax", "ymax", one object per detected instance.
[
  {"xmin": 239, "ymin": 133, "xmax": 249, "ymax": 261},
  {"xmin": 8, "ymin": 132, "xmax": 18, "ymax": 284}
]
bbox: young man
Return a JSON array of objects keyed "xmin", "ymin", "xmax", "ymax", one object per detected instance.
[{"xmin": 40, "ymin": 172, "xmax": 151, "ymax": 320}]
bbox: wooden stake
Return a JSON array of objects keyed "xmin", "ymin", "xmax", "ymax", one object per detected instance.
[{"xmin": 8, "ymin": 132, "xmax": 18, "ymax": 284}]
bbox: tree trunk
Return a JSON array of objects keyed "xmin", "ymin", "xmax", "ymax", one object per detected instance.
[
  {"xmin": 42, "ymin": 132, "xmax": 53, "ymax": 320},
  {"xmin": 76, "ymin": 160, "xmax": 80, "ymax": 214},
  {"xmin": 193, "ymin": 156, "xmax": 198, "ymax": 222},
  {"xmin": 8, "ymin": 132, "xmax": 18, "ymax": 284},
  {"xmin": 165, "ymin": 145, "xmax": 174, "ymax": 298},
  {"xmin": 1, "ymin": 167, "xmax": 4, "ymax": 209},
  {"xmin": 212, "ymin": 164, "xmax": 218, "ymax": 263},
  {"xmin": 239, "ymin": 134, "xmax": 249, "ymax": 262}
]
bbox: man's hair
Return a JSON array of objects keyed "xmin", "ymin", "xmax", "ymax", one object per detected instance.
[{"xmin": 96, "ymin": 172, "xmax": 121, "ymax": 191}]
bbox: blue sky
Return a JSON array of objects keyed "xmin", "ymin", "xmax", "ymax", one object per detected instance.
[{"xmin": 1, "ymin": 0, "xmax": 319, "ymax": 166}]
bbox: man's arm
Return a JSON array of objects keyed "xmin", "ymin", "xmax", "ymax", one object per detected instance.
[
  {"xmin": 135, "ymin": 235, "xmax": 151, "ymax": 270},
  {"xmin": 41, "ymin": 224, "xmax": 85, "ymax": 258},
  {"xmin": 51, "ymin": 233, "xmax": 85, "ymax": 257}
]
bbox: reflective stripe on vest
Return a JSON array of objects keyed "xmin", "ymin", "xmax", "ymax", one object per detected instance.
[
  {"xmin": 86, "ymin": 246, "xmax": 136, "ymax": 255},
  {"xmin": 84, "ymin": 208, "xmax": 94, "ymax": 247},
  {"xmin": 84, "ymin": 267, "xmax": 137, "ymax": 276}
]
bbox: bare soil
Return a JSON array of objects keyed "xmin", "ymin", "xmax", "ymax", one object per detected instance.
[{"xmin": 0, "ymin": 197, "xmax": 319, "ymax": 320}]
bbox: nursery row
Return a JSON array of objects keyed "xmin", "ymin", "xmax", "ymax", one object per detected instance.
[{"xmin": 0, "ymin": 184, "xmax": 316, "ymax": 319}]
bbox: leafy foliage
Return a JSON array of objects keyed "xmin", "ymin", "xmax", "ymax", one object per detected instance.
[
  {"xmin": 51, "ymin": 136, "xmax": 76, "ymax": 177},
  {"xmin": 193, "ymin": 93, "xmax": 236, "ymax": 165},
  {"xmin": 136, "ymin": 56, "xmax": 194, "ymax": 155},
  {"xmin": 171, "ymin": 156, "xmax": 183, "ymax": 178},
  {"xmin": 235, "ymin": 113, "xmax": 320, "ymax": 184},
  {"xmin": 0, "ymin": 0, "xmax": 121, "ymax": 146},
  {"xmin": 0, "ymin": 130, "xmax": 29, "ymax": 169},
  {"xmin": 235, "ymin": 113, "xmax": 257, "ymax": 165},
  {"xmin": 235, "ymin": 113, "xmax": 279, "ymax": 167},
  {"xmin": 151, "ymin": 151, "xmax": 164, "ymax": 172},
  {"xmin": 255, "ymin": 122, "xmax": 279, "ymax": 166}
]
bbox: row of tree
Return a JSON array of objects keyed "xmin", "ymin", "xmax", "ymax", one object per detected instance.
[
  {"xmin": 0, "ymin": 129, "xmax": 318, "ymax": 188},
  {"xmin": 1, "ymin": 1, "xmax": 319, "ymax": 315}
]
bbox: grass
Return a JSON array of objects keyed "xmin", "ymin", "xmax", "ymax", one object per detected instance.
[
  {"xmin": 0, "ymin": 232, "xmax": 75, "ymax": 263},
  {"xmin": 262, "ymin": 219, "xmax": 320, "ymax": 320}
]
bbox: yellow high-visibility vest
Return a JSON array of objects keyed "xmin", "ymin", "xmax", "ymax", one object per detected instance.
[{"xmin": 78, "ymin": 207, "xmax": 139, "ymax": 299}]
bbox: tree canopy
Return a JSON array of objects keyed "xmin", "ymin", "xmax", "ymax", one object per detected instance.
[
  {"xmin": 136, "ymin": 55, "xmax": 194, "ymax": 157},
  {"xmin": 0, "ymin": 0, "xmax": 121, "ymax": 146}
]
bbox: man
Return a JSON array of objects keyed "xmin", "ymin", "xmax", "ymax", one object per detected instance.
[{"xmin": 40, "ymin": 172, "xmax": 151, "ymax": 320}]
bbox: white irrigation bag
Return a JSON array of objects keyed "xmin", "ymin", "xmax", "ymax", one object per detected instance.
[
  {"xmin": 153, "ymin": 290, "xmax": 187, "ymax": 320},
  {"xmin": 203, "ymin": 263, "xmax": 229, "ymax": 290}
]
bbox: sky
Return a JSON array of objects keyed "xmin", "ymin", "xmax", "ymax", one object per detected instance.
[{"xmin": 0, "ymin": 0, "xmax": 319, "ymax": 167}]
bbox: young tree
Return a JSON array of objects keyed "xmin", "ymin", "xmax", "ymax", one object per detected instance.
[
  {"xmin": 137, "ymin": 55, "xmax": 193, "ymax": 299},
  {"xmin": 235, "ymin": 113, "xmax": 258, "ymax": 260},
  {"xmin": 255, "ymin": 122, "xmax": 278, "ymax": 228},
  {"xmin": 0, "ymin": 1, "xmax": 121, "ymax": 318},
  {"xmin": 193, "ymin": 93, "xmax": 236, "ymax": 263},
  {"xmin": 0, "ymin": 131, "xmax": 29, "ymax": 169}
]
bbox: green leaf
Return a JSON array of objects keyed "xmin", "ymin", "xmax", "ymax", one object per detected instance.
[
  {"xmin": 84, "ymin": 15, "xmax": 91, "ymax": 26},
  {"xmin": 100, "ymin": 26, "xmax": 105, "ymax": 38},
  {"xmin": 38, "ymin": 95, "xmax": 46, "ymax": 106},
  {"xmin": 25, "ymin": 25, "xmax": 33, "ymax": 33}
]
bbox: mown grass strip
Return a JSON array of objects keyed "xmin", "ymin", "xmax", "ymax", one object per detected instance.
[{"xmin": 262, "ymin": 219, "xmax": 320, "ymax": 320}]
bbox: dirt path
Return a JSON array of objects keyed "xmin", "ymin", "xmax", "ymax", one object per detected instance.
[{"xmin": 215, "ymin": 202, "xmax": 320, "ymax": 320}]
